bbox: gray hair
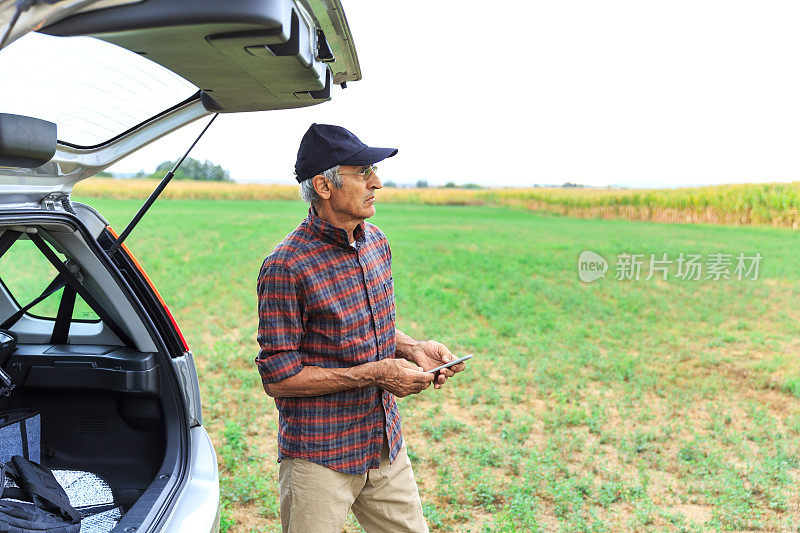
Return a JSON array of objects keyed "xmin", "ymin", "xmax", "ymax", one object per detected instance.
[{"xmin": 299, "ymin": 165, "xmax": 343, "ymax": 205}]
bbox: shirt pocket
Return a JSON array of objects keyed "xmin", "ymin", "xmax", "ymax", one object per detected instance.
[
  {"xmin": 382, "ymin": 276, "xmax": 395, "ymax": 304},
  {"xmin": 377, "ymin": 276, "xmax": 396, "ymax": 332}
]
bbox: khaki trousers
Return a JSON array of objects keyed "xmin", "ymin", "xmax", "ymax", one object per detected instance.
[{"xmin": 278, "ymin": 440, "xmax": 429, "ymax": 533}]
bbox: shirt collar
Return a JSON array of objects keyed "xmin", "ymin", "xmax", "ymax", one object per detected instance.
[{"xmin": 307, "ymin": 206, "xmax": 367, "ymax": 249}]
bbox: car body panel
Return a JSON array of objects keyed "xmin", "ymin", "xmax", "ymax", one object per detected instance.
[
  {"xmin": 171, "ymin": 353, "xmax": 202, "ymax": 427},
  {"xmin": 158, "ymin": 426, "xmax": 220, "ymax": 533}
]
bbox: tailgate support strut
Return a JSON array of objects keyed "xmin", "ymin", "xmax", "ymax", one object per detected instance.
[{"xmin": 107, "ymin": 113, "xmax": 219, "ymax": 256}]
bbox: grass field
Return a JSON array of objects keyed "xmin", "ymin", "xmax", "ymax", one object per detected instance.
[
  {"xmin": 15, "ymin": 195, "xmax": 800, "ymax": 530},
  {"xmin": 75, "ymin": 178, "xmax": 800, "ymax": 228}
]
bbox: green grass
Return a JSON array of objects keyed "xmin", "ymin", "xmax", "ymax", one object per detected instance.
[{"xmin": 15, "ymin": 197, "xmax": 800, "ymax": 530}]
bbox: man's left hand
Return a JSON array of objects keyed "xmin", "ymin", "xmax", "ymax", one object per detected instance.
[{"xmin": 408, "ymin": 340, "xmax": 466, "ymax": 389}]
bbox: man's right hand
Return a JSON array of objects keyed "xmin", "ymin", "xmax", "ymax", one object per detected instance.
[{"xmin": 375, "ymin": 358, "xmax": 434, "ymax": 397}]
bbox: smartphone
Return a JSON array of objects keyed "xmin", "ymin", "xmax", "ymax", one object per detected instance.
[{"xmin": 426, "ymin": 354, "xmax": 473, "ymax": 374}]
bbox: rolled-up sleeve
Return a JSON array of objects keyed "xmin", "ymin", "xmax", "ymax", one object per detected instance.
[{"xmin": 255, "ymin": 260, "xmax": 305, "ymax": 383}]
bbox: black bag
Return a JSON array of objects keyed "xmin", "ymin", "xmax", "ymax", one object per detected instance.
[{"xmin": 0, "ymin": 455, "xmax": 81, "ymax": 532}]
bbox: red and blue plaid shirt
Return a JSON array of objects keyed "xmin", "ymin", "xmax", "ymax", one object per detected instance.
[{"xmin": 256, "ymin": 207, "xmax": 402, "ymax": 474}]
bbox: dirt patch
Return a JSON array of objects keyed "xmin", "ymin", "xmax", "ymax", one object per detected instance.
[
  {"xmin": 711, "ymin": 359, "xmax": 799, "ymax": 422},
  {"xmin": 672, "ymin": 503, "xmax": 713, "ymax": 524},
  {"xmin": 228, "ymin": 502, "xmax": 271, "ymax": 532}
]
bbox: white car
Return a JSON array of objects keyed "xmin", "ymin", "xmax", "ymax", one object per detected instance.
[{"xmin": 0, "ymin": 1, "xmax": 360, "ymax": 531}]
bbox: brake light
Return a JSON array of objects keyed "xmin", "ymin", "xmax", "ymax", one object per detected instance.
[{"xmin": 105, "ymin": 226, "xmax": 190, "ymax": 352}]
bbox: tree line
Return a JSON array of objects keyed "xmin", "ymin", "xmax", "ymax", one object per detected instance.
[{"xmin": 154, "ymin": 158, "xmax": 231, "ymax": 181}]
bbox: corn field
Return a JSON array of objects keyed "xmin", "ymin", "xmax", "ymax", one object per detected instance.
[{"xmin": 73, "ymin": 178, "xmax": 800, "ymax": 228}]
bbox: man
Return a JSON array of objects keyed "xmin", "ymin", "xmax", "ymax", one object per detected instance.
[{"xmin": 255, "ymin": 123, "xmax": 466, "ymax": 533}]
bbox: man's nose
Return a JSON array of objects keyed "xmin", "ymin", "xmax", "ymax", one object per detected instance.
[{"xmin": 368, "ymin": 171, "xmax": 382, "ymax": 189}]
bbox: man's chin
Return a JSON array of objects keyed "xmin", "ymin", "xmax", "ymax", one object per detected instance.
[{"xmin": 362, "ymin": 202, "xmax": 376, "ymax": 217}]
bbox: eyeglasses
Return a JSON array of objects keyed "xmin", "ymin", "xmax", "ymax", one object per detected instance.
[{"xmin": 340, "ymin": 165, "xmax": 378, "ymax": 179}]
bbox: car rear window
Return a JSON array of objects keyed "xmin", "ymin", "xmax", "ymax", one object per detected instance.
[
  {"xmin": 0, "ymin": 239, "xmax": 99, "ymax": 322},
  {"xmin": 0, "ymin": 32, "xmax": 198, "ymax": 147}
]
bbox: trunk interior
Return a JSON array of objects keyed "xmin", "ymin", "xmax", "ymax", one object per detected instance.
[
  {"xmin": 2, "ymin": 344, "xmax": 166, "ymax": 511},
  {"xmin": 0, "ymin": 212, "xmax": 188, "ymax": 530}
]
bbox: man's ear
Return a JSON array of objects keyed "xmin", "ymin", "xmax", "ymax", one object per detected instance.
[{"xmin": 312, "ymin": 174, "xmax": 331, "ymax": 200}]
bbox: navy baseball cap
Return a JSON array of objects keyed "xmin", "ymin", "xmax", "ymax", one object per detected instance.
[{"xmin": 294, "ymin": 123, "xmax": 398, "ymax": 183}]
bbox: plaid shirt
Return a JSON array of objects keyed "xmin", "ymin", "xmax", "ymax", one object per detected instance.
[{"xmin": 256, "ymin": 207, "xmax": 402, "ymax": 475}]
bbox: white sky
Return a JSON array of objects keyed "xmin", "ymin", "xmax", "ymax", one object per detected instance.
[{"xmin": 103, "ymin": 0, "xmax": 800, "ymax": 188}]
